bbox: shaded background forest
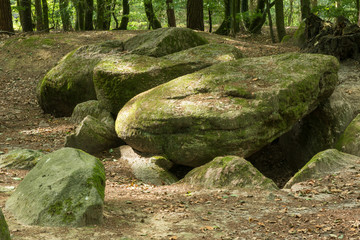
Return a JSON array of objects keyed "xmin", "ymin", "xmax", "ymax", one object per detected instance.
[{"xmin": 1, "ymin": 0, "xmax": 360, "ymax": 42}]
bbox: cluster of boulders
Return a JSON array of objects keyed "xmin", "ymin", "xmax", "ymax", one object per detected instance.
[{"xmin": 1, "ymin": 27, "xmax": 360, "ymax": 230}]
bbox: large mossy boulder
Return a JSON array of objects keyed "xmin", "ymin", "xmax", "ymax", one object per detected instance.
[
  {"xmin": 37, "ymin": 41, "xmax": 124, "ymax": 117},
  {"xmin": 116, "ymin": 53, "xmax": 339, "ymax": 167},
  {"xmin": 65, "ymin": 115, "xmax": 123, "ymax": 154},
  {"xmin": 0, "ymin": 208, "xmax": 11, "ymax": 240},
  {"xmin": 123, "ymin": 27, "xmax": 208, "ymax": 57},
  {"xmin": 284, "ymin": 149, "xmax": 360, "ymax": 188},
  {"xmin": 336, "ymin": 114, "xmax": 360, "ymax": 156},
  {"xmin": 94, "ymin": 44, "xmax": 243, "ymax": 115},
  {"xmin": 6, "ymin": 148, "xmax": 105, "ymax": 226},
  {"xmin": 0, "ymin": 148, "xmax": 44, "ymax": 169},
  {"xmin": 182, "ymin": 156, "xmax": 278, "ymax": 190}
]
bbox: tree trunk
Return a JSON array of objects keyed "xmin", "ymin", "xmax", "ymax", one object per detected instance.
[
  {"xmin": 241, "ymin": 0, "xmax": 250, "ymax": 29},
  {"xmin": 300, "ymin": 0, "xmax": 310, "ymax": 20},
  {"xmin": 112, "ymin": 0, "xmax": 119, "ymax": 29},
  {"xmin": 97, "ymin": 0, "xmax": 105, "ymax": 29},
  {"xmin": 275, "ymin": 0, "xmax": 286, "ymax": 41},
  {"xmin": 103, "ymin": 0, "xmax": 111, "ymax": 29},
  {"xmin": 215, "ymin": 0, "xmax": 230, "ymax": 35},
  {"xmin": 208, "ymin": 9, "xmax": 212, "ymax": 32},
  {"xmin": 186, "ymin": 0, "xmax": 204, "ymax": 31},
  {"xmin": 166, "ymin": 0, "xmax": 176, "ymax": 27},
  {"xmin": 230, "ymin": 0, "xmax": 238, "ymax": 36},
  {"xmin": 266, "ymin": 0, "xmax": 275, "ymax": 42},
  {"xmin": 287, "ymin": 0, "xmax": 293, "ymax": 26},
  {"xmin": 35, "ymin": 0, "xmax": 44, "ymax": 31},
  {"xmin": 144, "ymin": 0, "xmax": 161, "ymax": 29},
  {"xmin": 20, "ymin": 0, "xmax": 33, "ymax": 32},
  {"xmin": 0, "ymin": 0, "xmax": 14, "ymax": 32},
  {"xmin": 42, "ymin": 0, "xmax": 49, "ymax": 31},
  {"xmin": 59, "ymin": 0, "xmax": 71, "ymax": 31},
  {"xmin": 74, "ymin": 0, "xmax": 85, "ymax": 30},
  {"xmin": 85, "ymin": 0, "xmax": 94, "ymax": 30},
  {"xmin": 248, "ymin": 0, "xmax": 267, "ymax": 33},
  {"xmin": 119, "ymin": 0, "xmax": 129, "ymax": 29}
]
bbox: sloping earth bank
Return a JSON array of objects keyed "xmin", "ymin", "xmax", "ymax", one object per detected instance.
[{"xmin": 0, "ymin": 30, "xmax": 359, "ymax": 240}]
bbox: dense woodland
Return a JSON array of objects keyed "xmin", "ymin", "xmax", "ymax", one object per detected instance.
[{"xmin": 0, "ymin": 0, "xmax": 360, "ymax": 41}]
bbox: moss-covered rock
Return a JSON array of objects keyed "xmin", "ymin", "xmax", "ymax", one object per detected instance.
[
  {"xmin": 37, "ymin": 40, "xmax": 124, "ymax": 117},
  {"xmin": 284, "ymin": 149, "xmax": 360, "ymax": 188},
  {"xmin": 182, "ymin": 156, "xmax": 278, "ymax": 190},
  {"xmin": 6, "ymin": 148, "xmax": 106, "ymax": 226},
  {"xmin": 123, "ymin": 27, "xmax": 208, "ymax": 57},
  {"xmin": 116, "ymin": 53, "xmax": 339, "ymax": 167},
  {"xmin": 71, "ymin": 100, "xmax": 114, "ymax": 126},
  {"xmin": 335, "ymin": 114, "xmax": 360, "ymax": 156},
  {"xmin": 0, "ymin": 208, "xmax": 11, "ymax": 240},
  {"xmin": 65, "ymin": 115, "xmax": 123, "ymax": 154},
  {"xmin": 94, "ymin": 44, "xmax": 243, "ymax": 115},
  {"xmin": 120, "ymin": 145, "xmax": 178, "ymax": 185},
  {"xmin": 0, "ymin": 148, "xmax": 44, "ymax": 169}
]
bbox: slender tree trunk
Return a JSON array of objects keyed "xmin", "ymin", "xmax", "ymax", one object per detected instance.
[
  {"xmin": 208, "ymin": 9, "xmax": 212, "ymax": 32},
  {"xmin": 119, "ymin": 0, "xmax": 129, "ymax": 29},
  {"xmin": 287, "ymin": 0, "xmax": 293, "ymax": 26},
  {"xmin": 300, "ymin": 0, "xmax": 310, "ymax": 20},
  {"xmin": 74, "ymin": 0, "xmax": 85, "ymax": 30},
  {"xmin": 103, "ymin": 0, "xmax": 111, "ymax": 29},
  {"xmin": 215, "ymin": 0, "xmax": 230, "ymax": 35},
  {"xmin": 166, "ymin": 0, "xmax": 176, "ymax": 27},
  {"xmin": 230, "ymin": 0, "xmax": 238, "ymax": 36},
  {"xmin": 266, "ymin": 0, "xmax": 276, "ymax": 42},
  {"xmin": 275, "ymin": 0, "xmax": 286, "ymax": 41},
  {"xmin": 112, "ymin": 0, "xmax": 118, "ymax": 29},
  {"xmin": 248, "ymin": 0, "xmax": 267, "ymax": 33},
  {"xmin": 59, "ymin": 0, "xmax": 71, "ymax": 31},
  {"xmin": 144, "ymin": 0, "xmax": 161, "ymax": 29},
  {"xmin": 42, "ymin": 0, "xmax": 49, "ymax": 31},
  {"xmin": 187, "ymin": 0, "xmax": 204, "ymax": 31},
  {"xmin": 241, "ymin": 0, "xmax": 250, "ymax": 29},
  {"xmin": 97, "ymin": 0, "xmax": 105, "ymax": 29},
  {"xmin": 0, "ymin": 0, "xmax": 14, "ymax": 32},
  {"xmin": 35, "ymin": 0, "xmax": 44, "ymax": 31},
  {"xmin": 85, "ymin": 0, "xmax": 94, "ymax": 30},
  {"xmin": 20, "ymin": 0, "xmax": 33, "ymax": 31}
]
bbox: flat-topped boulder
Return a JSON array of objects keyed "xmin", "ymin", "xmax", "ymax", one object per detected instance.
[
  {"xmin": 116, "ymin": 53, "xmax": 339, "ymax": 167},
  {"xmin": 94, "ymin": 44, "xmax": 243, "ymax": 115},
  {"xmin": 123, "ymin": 27, "xmax": 208, "ymax": 57}
]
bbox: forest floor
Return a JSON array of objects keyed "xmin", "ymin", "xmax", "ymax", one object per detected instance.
[{"xmin": 0, "ymin": 29, "xmax": 360, "ymax": 240}]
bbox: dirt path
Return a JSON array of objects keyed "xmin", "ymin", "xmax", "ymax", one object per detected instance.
[{"xmin": 0, "ymin": 30, "xmax": 359, "ymax": 240}]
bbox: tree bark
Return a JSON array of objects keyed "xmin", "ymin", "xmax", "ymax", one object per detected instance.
[
  {"xmin": 287, "ymin": 0, "xmax": 293, "ymax": 26},
  {"xmin": 215, "ymin": 0, "xmax": 230, "ymax": 35},
  {"xmin": 85, "ymin": 0, "xmax": 94, "ymax": 30},
  {"xmin": 103, "ymin": 0, "xmax": 111, "ymax": 29},
  {"xmin": 59, "ymin": 0, "xmax": 71, "ymax": 31},
  {"xmin": 241, "ymin": 0, "xmax": 250, "ymax": 29},
  {"xmin": 187, "ymin": 0, "xmax": 204, "ymax": 31},
  {"xmin": 20, "ymin": 0, "xmax": 33, "ymax": 32},
  {"xmin": 208, "ymin": 9, "xmax": 212, "ymax": 32},
  {"xmin": 248, "ymin": 0, "xmax": 267, "ymax": 33},
  {"xmin": 266, "ymin": 0, "xmax": 275, "ymax": 42},
  {"xmin": 112, "ymin": 0, "xmax": 118, "ymax": 29},
  {"xmin": 144, "ymin": 0, "xmax": 161, "ymax": 29},
  {"xmin": 97, "ymin": 0, "xmax": 105, "ymax": 29},
  {"xmin": 35, "ymin": 0, "xmax": 44, "ymax": 31},
  {"xmin": 74, "ymin": 0, "xmax": 85, "ymax": 30},
  {"xmin": 119, "ymin": 0, "xmax": 129, "ymax": 29},
  {"xmin": 166, "ymin": 0, "xmax": 176, "ymax": 27},
  {"xmin": 275, "ymin": 0, "xmax": 286, "ymax": 41},
  {"xmin": 42, "ymin": 0, "xmax": 49, "ymax": 31},
  {"xmin": 0, "ymin": 0, "xmax": 14, "ymax": 32},
  {"xmin": 300, "ymin": 0, "xmax": 310, "ymax": 20}
]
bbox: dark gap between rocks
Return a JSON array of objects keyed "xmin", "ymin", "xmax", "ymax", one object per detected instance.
[{"xmin": 169, "ymin": 164, "xmax": 194, "ymax": 180}]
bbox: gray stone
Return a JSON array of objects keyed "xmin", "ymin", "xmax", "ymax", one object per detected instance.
[
  {"xmin": 123, "ymin": 28, "xmax": 208, "ymax": 57},
  {"xmin": 0, "ymin": 148, "xmax": 44, "ymax": 169},
  {"xmin": 71, "ymin": 100, "xmax": 114, "ymax": 126},
  {"xmin": 37, "ymin": 40, "xmax": 124, "ymax": 117},
  {"xmin": 120, "ymin": 145, "xmax": 178, "ymax": 185},
  {"xmin": 6, "ymin": 148, "xmax": 105, "ymax": 226},
  {"xmin": 65, "ymin": 115, "xmax": 123, "ymax": 154},
  {"xmin": 0, "ymin": 208, "xmax": 11, "ymax": 240},
  {"xmin": 116, "ymin": 53, "xmax": 339, "ymax": 167},
  {"xmin": 336, "ymin": 114, "xmax": 360, "ymax": 156},
  {"xmin": 284, "ymin": 149, "xmax": 360, "ymax": 188},
  {"xmin": 182, "ymin": 156, "xmax": 278, "ymax": 190}
]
